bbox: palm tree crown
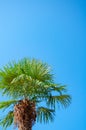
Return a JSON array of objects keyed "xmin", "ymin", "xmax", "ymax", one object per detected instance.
[{"xmin": 0, "ymin": 58, "xmax": 71, "ymax": 130}]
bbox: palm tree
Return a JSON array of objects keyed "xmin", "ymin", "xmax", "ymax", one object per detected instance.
[{"xmin": 0, "ymin": 58, "xmax": 71, "ymax": 130}]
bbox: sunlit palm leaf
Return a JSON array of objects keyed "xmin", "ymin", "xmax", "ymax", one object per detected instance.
[{"xmin": 0, "ymin": 58, "xmax": 53, "ymax": 98}]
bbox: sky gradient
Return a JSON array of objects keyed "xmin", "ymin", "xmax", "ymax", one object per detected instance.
[{"xmin": 0, "ymin": 0, "xmax": 85, "ymax": 130}]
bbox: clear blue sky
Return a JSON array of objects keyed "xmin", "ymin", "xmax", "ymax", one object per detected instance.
[{"xmin": 0, "ymin": 0, "xmax": 85, "ymax": 130}]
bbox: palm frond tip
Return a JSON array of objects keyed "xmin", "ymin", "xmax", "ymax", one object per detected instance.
[
  {"xmin": 0, "ymin": 111, "xmax": 13, "ymax": 129},
  {"xmin": 37, "ymin": 107, "xmax": 55, "ymax": 123},
  {"xmin": 0, "ymin": 100, "xmax": 18, "ymax": 110}
]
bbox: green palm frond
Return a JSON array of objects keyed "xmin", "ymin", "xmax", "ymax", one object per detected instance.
[
  {"xmin": 37, "ymin": 107, "xmax": 55, "ymax": 123},
  {"xmin": 0, "ymin": 58, "xmax": 53, "ymax": 98},
  {"xmin": 0, "ymin": 111, "xmax": 13, "ymax": 130},
  {"xmin": 0, "ymin": 100, "xmax": 18, "ymax": 110},
  {"xmin": 47, "ymin": 94, "xmax": 71, "ymax": 108},
  {"xmin": 50, "ymin": 85, "xmax": 67, "ymax": 93}
]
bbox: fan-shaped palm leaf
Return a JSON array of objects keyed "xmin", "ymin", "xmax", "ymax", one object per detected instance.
[
  {"xmin": 37, "ymin": 107, "xmax": 55, "ymax": 123},
  {"xmin": 47, "ymin": 94, "xmax": 71, "ymax": 108}
]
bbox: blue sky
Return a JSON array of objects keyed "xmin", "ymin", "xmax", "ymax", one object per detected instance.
[{"xmin": 0, "ymin": 0, "xmax": 85, "ymax": 130}]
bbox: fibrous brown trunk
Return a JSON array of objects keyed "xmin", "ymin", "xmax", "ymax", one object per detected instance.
[{"xmin": 14, "ymin": 99, "xmax": 36, "ymax": 130}]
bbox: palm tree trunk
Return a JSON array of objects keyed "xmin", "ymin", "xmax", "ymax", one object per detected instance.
[
  {"xmin": 18, "ymin": 122, "xmax": 32, "ymax": 130},
  {"xmin": 14, "ymin": 99, "xmax": 36, "ymax": 130}
]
